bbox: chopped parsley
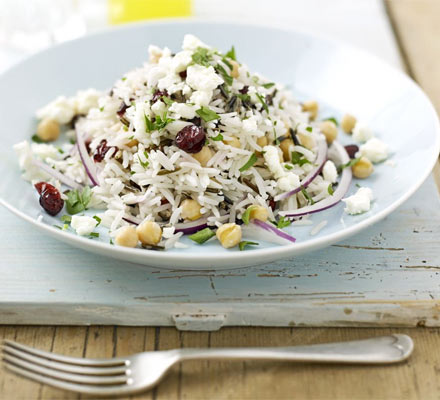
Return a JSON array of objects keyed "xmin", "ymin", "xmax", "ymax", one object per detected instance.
[
  {"xmin": 93, "ymin": 215, "xmax": 102, "ymax": 226},
  {"xmin": 241, "ymin": 205, "xmax": 259, "ymax": 225},
  {"xmin": 144, "ymin": 112, "xmax": 174, "ymax": 133},
  {"xmin": 291, "ymin": 151, "xmax": 311, "ymax": 167},
  {"xmin": 239, "ymin": 153, "xmax": 258, "ymax": 172},
  {"xmin": 256, "ymin": 93, "xmax": 269, "ymax": 113},
  {"xmin": 211, "ymin": 133, "xmax": 224, "ymax": 141},
  {"xmin": 89, "ymin": 232, "xmax": 99, "ymax": 238},
  {"xmin": 60, "ymin": 215, "xmax": 72, "ymax": 223},
  {"xmin": 239, "ymin": 241, "xmax": 259, "ymax": 251},
  {"xmin": 236, "ymin": 93, "xmax": 251, "ymax": 102},
  {"xmin": 138, "ymin": 151, "xmax": 149, "ymax": 168},
  {"xmin": 305, "ymin": 126, "xmax": 313, "ymax": 132},
  {"xmin": 324, "ymin": 117, "xmax": 338, "ymax": 126},
  {"xmin": 328, "ymin": 184, "xmax": 335, "ymax": 195},
  {"xmin": 215, "ymin": 64, "xmax": 233, "ymax": 85},
  {"xmin": 65, "ymin": 186, "xmax": 92, "ymax": 215},
  {"xmin": 337, "ymin": 157, "xmax": 360, "ymax": 173},
  {"xmin": 191, "ymin": 47, "xmax": 212, "ymax": 67},
  {"xmin": 284, "ymin": 164, "xmax": 293, "ymax": 170},
  {"xmin": 69, "ymin": 138, "xmax": 76, "ymax": 145},
  {"xmin": 189, "ymin": 227, "xmax": 216, "ymax": 244},
  {"xmin": 99, "ymin": 106, "xmax": 104, "ymax": 112},
  {"xmin": 225, "ymin": 46, "xmax": 236, "ymax": 61},
  {"xmin": 301, "ymin": 187, "xmax": 315, "ymax": 205},
  {"xmin": 109, "ymin": 238, "xmax": 114, "ymax": 245},
  {"xmin": 262, "ymin": 82, "xmax": 275, "ymax": 89},
  {"xmin": 31, "ymin": 134, "xmax": 44, "ymax": 143},
  {"xmin": 121, "ymin": 77, "xmax": 127, "ymax": 81},
  {"xmin": 272, "ymin": 216, "xmax": 291, "ymax": 229},
  {"xmin": 57, "ymin": 147, "xmax": 64, "ymax": 154},
  {"xmin": 196, "ymin": 106, "xmax": 220, "ymax": 122},
  {"xmin": 161, "ymin": 96, "xmax": 174, "ymax": 106}
]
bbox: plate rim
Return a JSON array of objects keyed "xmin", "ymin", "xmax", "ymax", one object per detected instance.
[{"xmin": 1, "ymin": 19, "xmax": 439, "ymax": 268}]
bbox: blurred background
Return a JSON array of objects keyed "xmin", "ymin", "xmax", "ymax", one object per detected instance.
[{"xmin": 0, "ymin": 0, "xmax": 400, "ymax": 72}]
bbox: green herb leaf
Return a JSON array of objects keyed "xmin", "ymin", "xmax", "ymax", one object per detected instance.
[
  {"xmin": 65, "ymin": 186, "xmax": 92, "ymax": 215},
  {"xmin": 196, "ymin": 106, "xmax": 220, "ymax": 122},
  {"xmin": 239, "ymin": 153, "xmax": 258, "ymax": 172},
  {"xmin": 121, "ymin": 77, "xmax": 127, "ymax": 81},
  {"xmin": 211, "ymin": 133, "xmax": 224, "ymax": 141},
  {"xmin": 328, "ymin": 184, "xmax": 334, "ymax": 195},
  {"xmin": 291, "ymin": 151, "xmax": 311, "ymax": 166},
  {"xmin": 62, "ymin": 223, "xmax": 69, "ymax": 230},
  {"xmin": 301, "ymin": 187, "xmax": 315, "ymax": 205},
  {"xmin": 276, "ymin": 216, "xmax": 291, "ymax": 229},
  {"xmin": 189, "ymin": 227, "xmax": 216, "ymax": 244},
  {"xmin": 109, "ymin": 238, "xmax": 114, "ymax": 245},
  {"xmin": 99, "ymin": 106, "xmax": 104, "ymax": 112},
  {"xmin": 161, "ymin": 96, "xmax": 174, "ymax": 106},
  {"xmin": 214, "ymin": 64, "xmax": 233, "ymax": 85},
  {"xmin": 139, "ymin": 151, "xmax": 149, "ymax": 169},
  {"xmin": 284, "ymin": 164, "xmax": 293, "ymax": 170},
  {"xmin": 61, "ymin": 215, "xmax": 72, "ymax": 223},
  {"xmin": 221, "ymin": 56, "xmax": 232, "ymax": 70},
  {"xmin": 262, "ymin": 82, "xmax": 275, "ymax": 89},
  {"xmin": 144, "ymin": 112, "xmax": 174, "ymax": 133},
  {"xmin": 57, "ymin": 147, "xmax": 64, "ymax": 154},
  {"xmin": 191, "ymin": 47, "xmax": 212, "ymax": 67},
  {"xmin": 89, "ymin": 232, "xmax": 99, "ymax": 238},
  {"xmin": 31, "ymin": 134, "xmax": 44, "ymax": 143},
  {"xmin": 69, "ymin": 138, "xmax": 76, "ymax": 145},
  {"xmin": 239, "ymin": 241, "xmax": 259, "ymax": 251},
  {"xmin": 324, "ymin": 117, "xmax": 338, "ymax": 126},
  {"xmin": 236, "ymin": 93, "xmax": 251, "ymax": 102},
  {"xmin": 225, "ymin": 46, "xmax": 236, "ymax": 61},
  {"xmin": 337, "ymin": 157, "xmax": 360, "ymax": 173},
  {"xmin": 256, "ymin": 93, "xmax": 269, "ymax": 113},
  {"xmin": 241, "ymin": 205, "xmax": 259, "ymax": 225},
  {"xmin": 144, "ymin": 114, "xmax": 155, "ymax": 133},
  {"xmin": 93, "ymin": 215, "xmax": 101, "ymax": 226},
  {"xmin": 305, "ymin": 126, "xmax": 313, "ymax": 132}
]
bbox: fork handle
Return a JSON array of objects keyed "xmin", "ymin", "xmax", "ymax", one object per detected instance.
[{"xmin": 177, "ymin": 335, "xmax": 413, "ymax": 364}]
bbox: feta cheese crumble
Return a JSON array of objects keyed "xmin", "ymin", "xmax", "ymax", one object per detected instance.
[
  {"xmin": 352, "ymin": 121, "xmax": 374, "ymax": 143},
  {"xmin": 357, "ymin": 138, "xmax": 388, "ymax": 163},
  {"xmin": 322, "ymin": 160, "xmax": 338, "ymax": 183},
  {"xmin": 342, "ymin": 187, "xmax": 374, "ymax": 215},
  {"xmin": 71, "ymin": 216, "xmax": 98, "ymax": 236}
]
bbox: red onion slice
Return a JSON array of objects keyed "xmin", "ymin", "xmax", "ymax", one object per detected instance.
[
  {"xmin": 174, "ymin": 217, "xmax": 209, "ymax": 234},
  {"xmin": 76, "ymin": 129, "xmax": 99, "ymax": 186},
  {"xmin": 32, "ymin": 158, "xmax": 83, "ymax": 190},
  {"xmin": 241, "ymin": 220, "xmax": 296, "ymax": 245},
  {"xmin": 274, "ymin": 137, "xmax": 328, "ymax": 202},
  {"xmin": 279, "ymin": 141, "xmax": 352, "ymax": 218}
]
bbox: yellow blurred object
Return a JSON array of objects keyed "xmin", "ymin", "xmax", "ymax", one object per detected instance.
[{"xmin": 109, "ymin": 0, "xmax": 192, "ymax": 24}]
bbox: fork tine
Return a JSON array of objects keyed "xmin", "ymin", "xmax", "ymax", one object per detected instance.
[
  {"xmin": 3, "ymin": 363, "xmax": 135, "ymax": 397},
  {"xmin": 2, "ymin": 354, "xmax": 129, "ymax": 385},
  {"xmin": 3, "ymin": 340, "xmax": 126, "ymax": 367},
  {"xmin": 2, "ymin": 345, "xmax": 127, "ymax": 376}
]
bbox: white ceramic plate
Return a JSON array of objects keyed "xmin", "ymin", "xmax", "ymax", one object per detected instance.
[{"xmin": 0, "ymin": 21, "xmax": 439, "ymax": 269}]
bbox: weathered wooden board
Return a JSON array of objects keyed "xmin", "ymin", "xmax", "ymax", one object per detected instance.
[
  {"xmin": 1, "ymin": 0, "xmax": 439, "ymax": 330},
  {"xmin": 1, "ymin": 174, "xmax": 439, "ymax": 329}
]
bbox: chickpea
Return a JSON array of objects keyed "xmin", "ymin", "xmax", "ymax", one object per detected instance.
[
  {"xmin": 192, "ymin": 146, "xmax": 213, "ymax": 167},
  {"xmin": 115, "ymin": 226, "xmax": 138, "ymax": 248},
  {"xmin": 352, "ymin": 156, "xmax": 374, "ymax": 179},
  {"xmin": 230, "ymin": 60, "xmax": 240, "ymax": 78},
  {"xmin": 279, "ymin": 138, "xmax": 294, "ymax": 161},
  {"xmin": 216, "ymin": 223, "xmax": 242, "ymax": 248},
  {"xmin": 136, "ymin": 220, "xmax": 162, "ymax": 246},
  {"xmin": 249, "ymin": 205, "xmax": 269, "ymax": 222},
  {"xmin": 302, "ymin": 101, "xmax": 319, "ymax": 120},
  {"xmin": 341, "ymin": 114, "xmax": 357, "ymax": 133},
  {"xmin": 36, "ymin": 118, "xmax": 60, "ymax": 142},
  {"xmin": 223, "ymin": 136, "xmax": 241, "ymax": 148},
  {"xmin": 320, "ymin": 120, "xmax": 338, "ymax": 144},
  {"xmin": 297, "ymin": 132, "xmax": 316, "ymax": 150},
  {"xmin": 181, "ymin": 199, "xmax": 203, "ymax": 221}
]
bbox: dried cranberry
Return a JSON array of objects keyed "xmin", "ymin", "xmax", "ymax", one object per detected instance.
[
  {"xmin": 152, "ymin": 89, "xmax": 169, "ymax": 104},
  {"xmin": 116, "ymin": 102, "xmax": 128, "ymax": 117},
  {"xmin": 187, "ymin": 116, "xmax": 202, "ymax": 126},
  {"xmin": 175, "ymin": 125, "xmax": 206, "ymax": 153},
  {"xmin": 93, "ymin": 140, "xmax": 118, "ymax": 162},
  {"xmin": 179, "ymin": 70, "xmax": 187, "ymax": 79},
  {"xmin": 34, "ymin": 182, "xmax": 64, "ymax": 216},
  {"xmin": 239, "ymin": 86, "xmax": 249, "ymax": 94},
  {"xmin": 268, "ymin": 198, "xmax": 277, "ymax": 211},
  {"xmin": 160, "ymin": 198, "xmax": 169, "ymax": 205},
  {"xmin": 344, "ymin": 144, "xmax": 359, "ymax": 159}
]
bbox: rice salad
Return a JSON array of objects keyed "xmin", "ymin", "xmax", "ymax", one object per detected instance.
[{"xmin": 14, "ymin": 35, "xmax": 388, "ymax": 251}]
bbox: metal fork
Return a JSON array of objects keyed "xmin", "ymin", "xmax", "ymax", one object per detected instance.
[{"xmin": 2, "ymin": 335, "xmax": 413, "ymax": 397}]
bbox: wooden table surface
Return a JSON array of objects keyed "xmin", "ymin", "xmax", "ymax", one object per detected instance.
[{"xmin": 2, "ymin": 1, "xmax": 440, "ymax": 399}]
